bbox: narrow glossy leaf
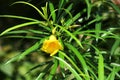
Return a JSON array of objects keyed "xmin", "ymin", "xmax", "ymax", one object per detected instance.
[
  {"xmin": 57, "ymin": 3, "xmax": 73, "ymax": 23},
  {"xmin": 36, "ymin": 62, "xmax": 53, "ymax": 80},
  {"xmin": 87, "ymin": 65, "xmax": 98, "ymax": 80},
  {"xmin": 74, "ymin": 32, "xmax": 104, "ymax": 41},
  {"xmin": 65, "ymin": 43, "xmax": 90, "ymax": 80},
  {"xmin": 58, "ymin": 0, "xmax": 69, "ymax": 10},
  {"xmin": 5, "ymin": 30, "xmax": 30, "ymax": 34},
  {"xmin": 87, "ymin": 43, "xmax": 100, "ymax": 55},
  {"xmin": 106, "ymin": 67, "xmax": 116, "ymax": 80},
  {"xmin": 11, "ymin": 1, "xmax": 46, "ymax": 19},
  {"xmin": 49, "ymin": 2, "xmax": 56, "ymax": 22},
  {"xmin": 95, "ymin": 15, "xmax": 101, "ymax": 41},
  {"xmin": 74, "ymin": 29, "xmax": 106, "ymax": 36},
  {"xmin": 47, "ymin": 59, "xmax": 58, "ymax": 80},
  {"xmin": 58, "ymin": 0, "xmax": 65, "ymax": 9},
  {"xmin": 58, "ymin": 51, "xmax": 64, "ymax": 68},
  {"xmin": 64, "ymin": 3, "xmax": 73, "ymax": 14},
  {"xmin": 98, "ymin": 54, "xmax": 104, "ymax": 80},
  {"xmin": 106, "ymin": 64, "xmax": 120, "ymax": 80},
  {"xmin": 102, "ymin": 35, "xmax": 120, "ymax": 40},
  {"xmin": 54, "ymin": 56, "xmax": 82, "ymax": 80},
  {"xmin": 79, "ymin": 17, "xmax": 102, "ymax": 31},
  {"xmin": 65, "ymin": 12, "xmax": 81, "ymax": 27},
  {"xmin": 85, "ymin": 0, "xmax": 91, "ymax": 18},
  {"xmin": 101, "ymin": 28, "xmax": 120, "ymax": 40},
  {"xmin": 0, "ymin": 21, "xmax": 40, "ymax": 36},
  {"xmin": 5, "ymin": 53, "xmax": 21, "ymax": 65},
  {"xmin": 110, "ymin": 39, "xmax": 120, "ymax": 55},
  {"xmin": 26, "ymin": 61, "xmax": 52, "ymax": 74},
  {"xmin": 5, "ymin": 29, "xmax": 49, "ymax": 35},
  {"xmin": 59, "ymin": 51, "xmax": 84, "ymax": 76},
  {"xmin": 105, "ymin": 65, "xmax": 120, "ymax": 78},
  {"xmin": 18, "ymin": 40, "xmax": 42, "ymax": 60},
  {"xmin": 56, "ymin": 24, "xmax": 83, "ymax": 49},
  {"xmin": 41, "ymin": 3, "xmax": 48, "ymax": 20},
  {"xmin": 0, "ymin": 15, "xmax": 39, "ymax": 22},
  {"xmin": 107, "ymin": 2, "xmax": 120, "ymax": 14},
  {"xmin": 57, "ymin": 0, "xmax": 65, "ymax": 17},
  {"xmin": 111, "ymin": 63, "xmax": 120, "ymax": 67},
  {"xmin": 38, "ymin": 23, "xmax": 51, "ymax": 31},
  {"xmin": 28, "ymin": 29, "xmax": 49, "ymax": 35}
]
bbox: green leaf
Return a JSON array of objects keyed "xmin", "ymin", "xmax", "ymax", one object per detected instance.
[
  {"xmin": 65, "ymin": 12, "xmax": 81, "ymax": 27},
  {"xmin": 57, "ymin": 0, "xmax": 66, "ymax": 17},
  {"xmin": 65, "ymin": 43, "xmax": 90, "ymax": 80},
  {"xmin": 0, "ymin": 21, "xmax": 40, "ymax": 36},
  {"xmin": 110, "ymin": 39, "xmax": 120, "ymax": 55},
  {"xmin": 11, "ymin": 1, "xmax": 46, "ymax": 19},
  {"xmin": 98, "ymin": 54, "xmax": 104, "ymax": 80},
  {"xmin": 26, "ymin": 61, "xmax": 51, "ymax": 74},
  {"xmin": 0, "ymin": 15, "xmax": 39, "ymax": 22},
  {"xmin": 5, "ymin": 30, "xmax": 30, "ymax": 34},
  {"xmin": 106, "ymin": 67, "xmax": 116, "ymax": 80},
  {"xmin": 58, "ymin": 51, "xmax": 65, "ymax": 68},
  {"xmin": 95, "ymin": 15, "xmax": 102, "ymax": 41},
  {"xmin": 26, "ymin": 61, "xmax": 52, "ymax": 74},
  {"xmin": 78, "ymin": 17, "xmax": 102, "ymax": 31},
  {"xmin": 47, "ymin": 59, "xmax": 58, "ymax": 80},
  {"xmin": 74, "ymin": 29, "xmax": 105, "ymax": 36},
  {"xmin": 5, "ymin": 29, "xmax": 49, "ymax": 35},
  {"xmin": 85, "ymin": 0, "xmax": 92, "ymax": 18},
  {"xmin": 27, "ymin": 29, "xmax": 49, "ymax": 35},
  {"xmin": 59, "ymin": 51, "xmax": 84, "ymax": 77},
  {"xmin": 107, "ymin": 2, "xmax": 120, "ymax": 14},
  {"xmin": 5, "ymin": 53, "xmax": 21, "ymax": 64},
  {"xmin": 18, "ymin": 40, "xmax": 42, "ymax": 60},
  {"xmin": 49, "ymin": 2, "xmax": 56, "ymax": 22},
  {"xmin": 54, "ymin": 56, "xmax": 82, "ymax": 80},
  {"xmin": 36, "ymin": 62, "xmax": 53, "ymax": 80},
  {"xmin": 57, "ymin": 3, "xmax": 73, "ymax": 23},
  {"xmin": 56, "ymin": 24, "xmax": 83, "ymax": 49},
  {"xmin": 58, "ymin": 0, "xmax": 65, "ymax": 9},
  {"xmin": 106, "ymin": 65, "xmax": 120, "ymax": 80},
  {"xmin": 58, "ymin": 0, "xmax": 69, "ymax": 9},
  {"xmin": 41, "ymin": 2, "xmax": 48, "ymax": 20},
  {"xmin": 105, "ymin": 65, "xmax": 120, "ymax": 79},
  {"xmin": 87, "ymin": 64, "xmax": 98, "ymax": 80},
  {"xmin": 73, "ymin": 31, "xmax": 104, "ymax": 41}
]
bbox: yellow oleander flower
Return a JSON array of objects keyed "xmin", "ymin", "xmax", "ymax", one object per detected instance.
[{"xmin": 41, "ymin": 35, "xmax": 63, "ymax": 56}]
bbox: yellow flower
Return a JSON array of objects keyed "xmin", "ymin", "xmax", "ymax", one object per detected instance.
[{"xmin": 41, "ymin": 35, "xmax": 63, "ymax": 56}]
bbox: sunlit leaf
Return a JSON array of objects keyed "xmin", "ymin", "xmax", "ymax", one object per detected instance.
[
  {"xmin": 0, "ymin": 21, "xmax": 41, "ymax": 36},
  {"xmin": 98, "ymin": 54, "xmax": 104, "ymax": 80}
]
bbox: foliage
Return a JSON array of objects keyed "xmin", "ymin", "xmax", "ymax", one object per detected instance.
[{"xmin": 0, "ymin": 0, "xmax": 120, "ymax": 80}]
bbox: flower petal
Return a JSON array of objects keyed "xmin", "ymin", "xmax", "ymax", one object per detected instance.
[{"xmin": 41, "ymin": 35, "xmax": 63, "ymax": 56}]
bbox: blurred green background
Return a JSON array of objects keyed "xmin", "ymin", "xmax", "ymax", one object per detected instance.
[{"xmin": 0, "ymin": 0, "xmax": 50, "ymax": 80}]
